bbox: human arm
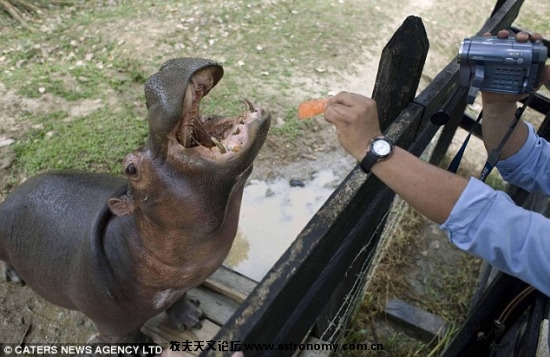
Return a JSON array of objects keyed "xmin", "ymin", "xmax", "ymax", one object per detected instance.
[
  {"xmin": 324, "ymin": 92, "xmax": 550, "ymax": 296},
  {"xmin": 496, "ymin": 123, "xmax": 550, "ymax": 193},
  {"xmin": 324, "ymin": 92, "xmax": 467, "ymax": 224}
]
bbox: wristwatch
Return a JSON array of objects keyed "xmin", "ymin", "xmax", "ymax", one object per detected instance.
[{"xmin": 360, "ymin": 136, "xmax": 394, "ymax": 173}]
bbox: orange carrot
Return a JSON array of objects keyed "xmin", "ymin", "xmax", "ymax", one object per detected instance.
[{"xmin": 297, "ymin": 98, "xmax": 329, "ymax": 120}]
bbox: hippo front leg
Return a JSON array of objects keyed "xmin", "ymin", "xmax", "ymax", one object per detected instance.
[
  {"xmin": 165, "ymin": 294, "xmax": 205, "ymax": 331},
  {"xmin": 2, "ymin": 262, "xmax": 25, "ymax": 285}
]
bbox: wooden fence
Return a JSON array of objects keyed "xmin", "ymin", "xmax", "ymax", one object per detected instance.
[{"xmin": 201, "ymin": 0, "xmax": 550, "ymax": 355}]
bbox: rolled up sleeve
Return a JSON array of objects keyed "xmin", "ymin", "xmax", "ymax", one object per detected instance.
[
  {"xmin": 441, "ymin": 177, "xmax": 550, "ymax": 297},
  {"xmin": 497, "ymin": 123, "xmax": 550, "ymax": 194}
]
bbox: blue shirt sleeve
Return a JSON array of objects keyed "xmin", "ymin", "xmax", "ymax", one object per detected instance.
[
  {"xmin": 441, "ymin": 177, "xmax": 550, "ymax": 297},
  {"xmin": 496, "ymin": 123, "xmax": 550, "ymax": 194}
]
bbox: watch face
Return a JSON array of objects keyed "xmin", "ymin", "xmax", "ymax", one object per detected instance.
[{"xmin": 372, "ymin": 139, "xmax": 392, "ymax": 157}]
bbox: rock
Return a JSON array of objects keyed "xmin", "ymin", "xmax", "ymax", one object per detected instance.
[
  {"xmin": 289, "ymin": 179, "xmax": 305, "ymax": 187},
  {"xmin": 429, "ymin": 240, "xmax": 440, "ymax": 250},
  {"xmin": 0, "ymin": 149, "xmax": 15, "ymax": 170},
  {"xmin": 0, "ymin": 137, "xmax": 15, "ymax": 147}
]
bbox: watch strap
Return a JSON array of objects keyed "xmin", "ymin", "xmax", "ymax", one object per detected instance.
[{"xmin": 360, "ymin": 150, "xmax": 378, "ymax": 173}]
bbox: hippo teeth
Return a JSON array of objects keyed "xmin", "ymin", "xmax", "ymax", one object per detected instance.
[
  {"xmin": 240, "ymin": 98, "xmax": 255, "ymax": 112},
  {"xmin": 174, "ymin": 98, "xmax": 258, "ymax": 155},
  {"xmin": 176, "ymin": 89, "xmax": 204, "ymax": 148}
]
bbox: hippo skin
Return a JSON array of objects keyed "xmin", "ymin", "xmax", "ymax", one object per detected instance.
[{"xmin": 0, "ymin": 58, "xmax": 270, "ymax": 344}]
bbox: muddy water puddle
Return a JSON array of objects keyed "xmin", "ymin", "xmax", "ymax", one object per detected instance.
[{"xmin": 225, "ymin": 154, "xmax": 355, "ymax": 282}]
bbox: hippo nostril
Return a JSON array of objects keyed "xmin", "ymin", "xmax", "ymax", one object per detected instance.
[{"xmin": 125, "ymin": 164, "xmax": 137, "ymax": 176}]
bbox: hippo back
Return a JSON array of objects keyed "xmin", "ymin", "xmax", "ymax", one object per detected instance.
[{"xmin": 0, "ymin": 171, "xmax": 126, "ymax": 309}]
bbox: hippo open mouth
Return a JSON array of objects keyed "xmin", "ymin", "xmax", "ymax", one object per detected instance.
[
  {"xmin": 145, "ymin": 58, "xmax": 270, "ymax": 164},
  {"xmin": 173, "ymin": 81, "xmax": 262, "ymax": 158}
]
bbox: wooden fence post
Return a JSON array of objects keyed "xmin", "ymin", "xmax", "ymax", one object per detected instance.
[
  {"xmin": 312, "ymin": 15, "xmax": 429, "ymax": 340},
  {"xmin": 373, "ymin": 16, "xmax": 429, "ymax": 131}
]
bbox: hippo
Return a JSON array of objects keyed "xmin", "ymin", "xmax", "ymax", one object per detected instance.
[{"xmin": 0, "ymin": 58, "xmax": 270, "ymax": 345}]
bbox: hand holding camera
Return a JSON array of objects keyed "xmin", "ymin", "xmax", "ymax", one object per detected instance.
[
  {"xmin": 459, "ymin": 30, "xmax": 549, "ymax": 104},
  {"xmin": 458, "ymin": 30, "xmax": 550, "ymax": 163}
]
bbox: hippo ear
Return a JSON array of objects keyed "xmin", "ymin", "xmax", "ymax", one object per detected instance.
[{"xmin": 108, "ymin": 195, "xmax": 135, "ymax": 216}]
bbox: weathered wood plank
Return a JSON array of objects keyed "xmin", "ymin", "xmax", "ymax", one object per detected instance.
[
  {"xmin": 481, "ymin": 0, "xmax": 524, "ymax": 36},
  {"xmin": 187, "ymin": 286, "xmax": 241, "ymax": 326},
  {"xmin": 429, "ymin": 115, "xmax": 460, "ymax": 166},
  {"xmin": 385, "ymin": 298, "xmax": 448, "ymax": 342},
  {"xmin": 372, "ymin": 15, "xmax": 429, "ymax": 131},
  {"xmin": 519, "ymin": 93, "xmax": 550, "ymax": 116},
  {"xmin": 204, "ymin": 265, "xmax": 257, "ymax": 304},
  {"xmin": 490, "ymin": 0, "xmax": 510, "ymax": 17},
  {"xmin": 428, "ymin": 97, "xmax": 470, "ymax": 171}
]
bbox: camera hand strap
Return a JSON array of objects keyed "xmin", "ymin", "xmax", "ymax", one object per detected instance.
[
  {"xmin": 447, "ymin": 111, "xmax": 483, "ymax": 174},
  {"xmin": 448, "ymin": 94, "xmax": 534, "ymax": 183},
  {"xmin": 478, "ymin": 94, "xmax": 534, "ymax": 182}
]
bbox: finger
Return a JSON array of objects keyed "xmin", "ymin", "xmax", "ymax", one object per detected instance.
[
  {"xmin": 327, "ymin": 91, "xmax": 350, "ymax": 106},
  {"xmin": 483, "ymin": 31, "xmax": 491, "ymax": 37},
  {"xmin": 330, "ymin": 92, "xmax": 372, "ymax": 109},
  {"xmin": 324, "ymin": 102, "xmax": 352, "ymax": 125},
  {"xmin": 328, "ymin": 91, "xmax": 366, "ymax": 108},
  {"xmin": 530, "ymin": 32, "xmax": 543, "ymax": 42},
  {"xmin": 497, "ymin": 29, "xmax": 510, "ymax": 39},
  {"xmin": 515, "ymin": 31, "xmax": 530, "ymax": 42}
]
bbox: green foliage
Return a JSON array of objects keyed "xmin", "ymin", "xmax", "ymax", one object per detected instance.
[{"xmin": 14, "ymin": 110, "xmax": 148, "ymax": 176}]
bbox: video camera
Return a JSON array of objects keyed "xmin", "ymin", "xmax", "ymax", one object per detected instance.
[{"xmin": 458, "ymin": 35, "xmax": 547, "ymax": 103}]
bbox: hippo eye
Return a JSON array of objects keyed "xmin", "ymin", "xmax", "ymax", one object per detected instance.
[{"xmin": 125, "ymin": 164, "xmax": 137, "ymax": 176}]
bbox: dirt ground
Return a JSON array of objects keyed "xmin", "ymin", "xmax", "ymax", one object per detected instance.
[{"xmin": 0, "ymin": 0, "xmax": 548, "ymax": 353}]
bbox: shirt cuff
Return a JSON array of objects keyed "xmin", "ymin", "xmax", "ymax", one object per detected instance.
[{"xmin": 496, "ymin": 122, "xmax": 537, "ymax": 178}]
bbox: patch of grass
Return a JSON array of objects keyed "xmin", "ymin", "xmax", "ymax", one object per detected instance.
[
  {"xmin": 516, "ymin": 3, "xmax": 550, "ymax": 34},
  {"xmin": 7, "ymin": 46, "xmax": 148, "ymax": 102},
  {"xmin": 107, "ymin": 57, "xmax": 150, "ymax": 91},
  {"xmin": 14, "ymin": 109, "xmax": 148, "ymax": 176},
  {"xmin": 271, "ymin": 115, "xmax": 307, "ymax": 139},
  {"xmin": 484, "ymin": 170, "xmax": 507, "ymax": 191},
  {"xmin": 337, "ymin": 200, "xmax": 481, "ymax": 357}
]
